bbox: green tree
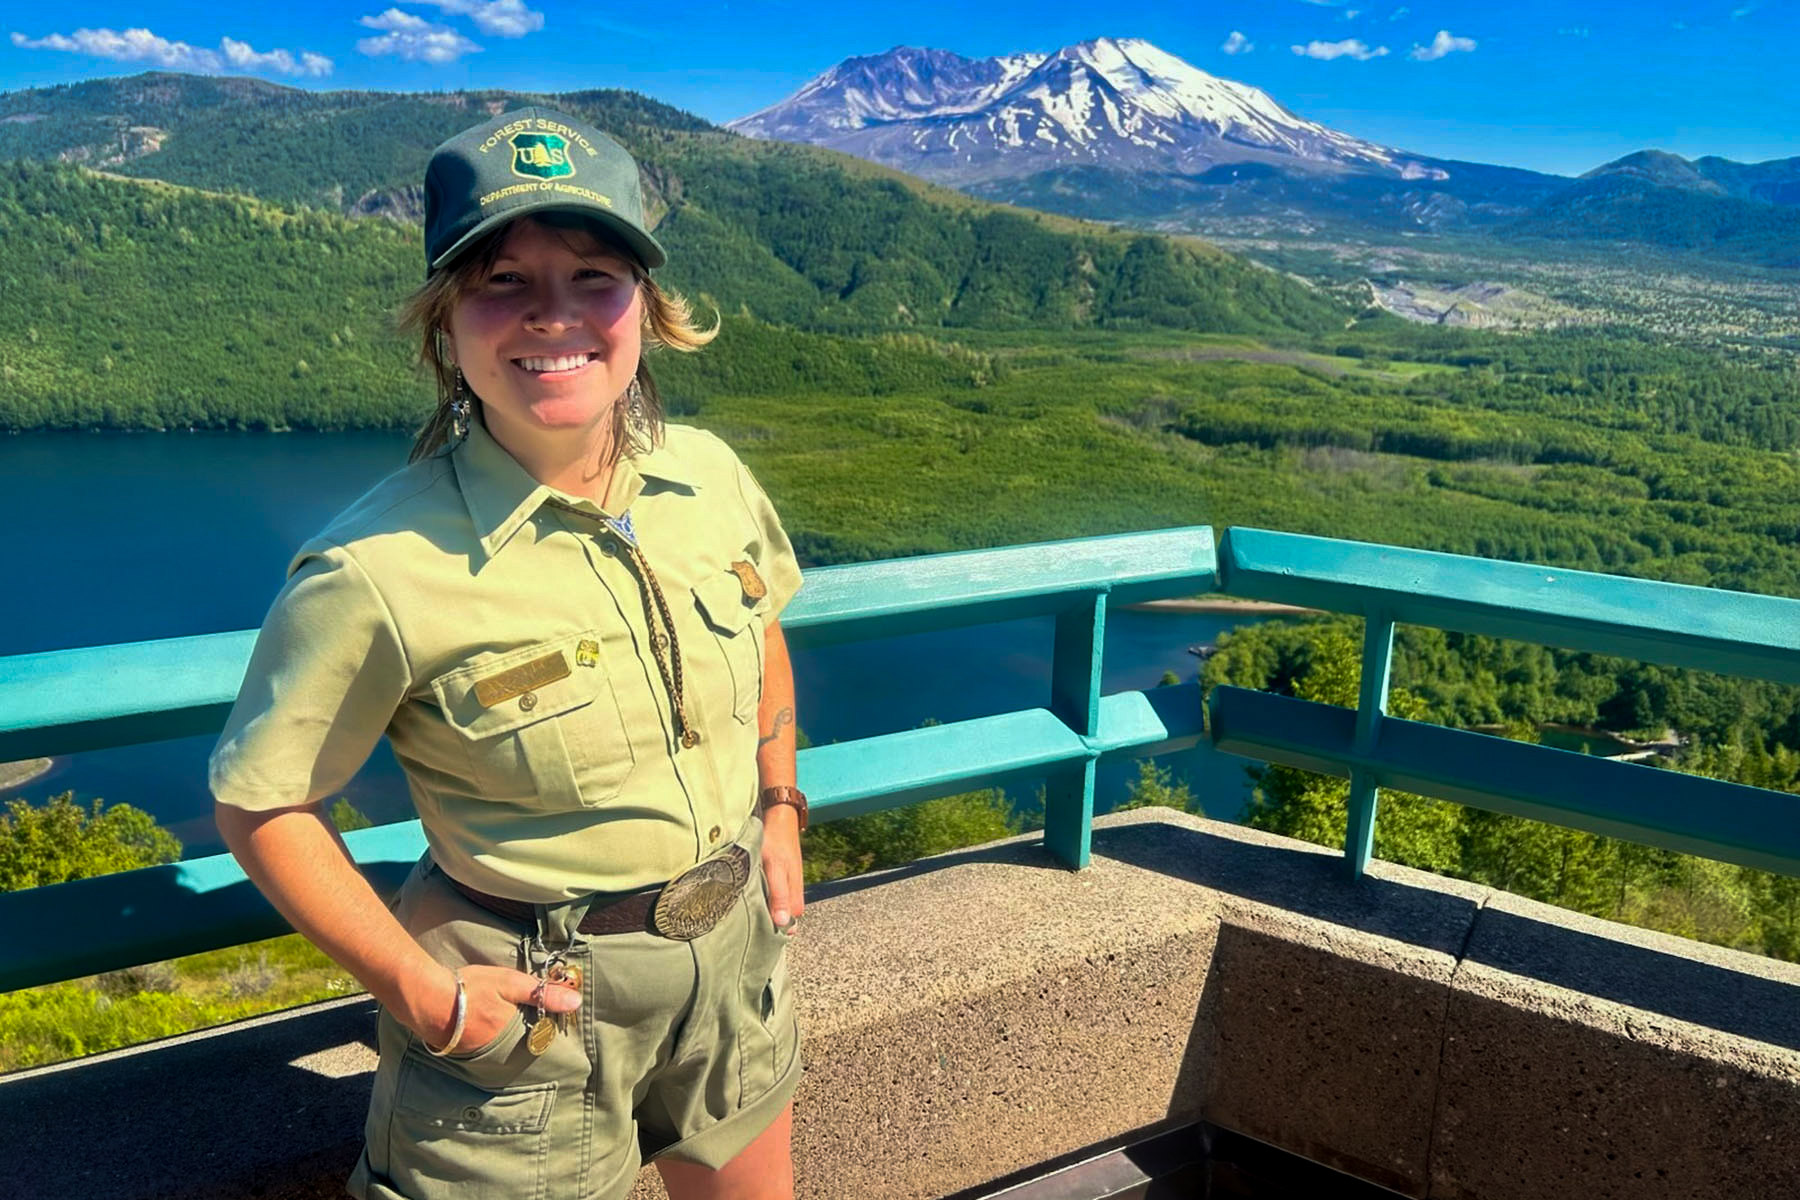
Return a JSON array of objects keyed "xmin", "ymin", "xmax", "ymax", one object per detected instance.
[
  {"xmin": 1115, "ymin": 758, "xmax": 1201, "ymax": 815},
  {"xmin": 1237, "ymin": 625, "xmax": 1465, "ymax": 874},
  {"xmin": 329, "ymin": 799, "xmax": 374, "ymax": 832},
  {"xmin": 0, "ymin": 793, "xmax": 182, "ymax": 892}
]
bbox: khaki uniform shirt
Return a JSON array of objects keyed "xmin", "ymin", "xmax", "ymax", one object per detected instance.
[{"xmin": 209, "ymin": 419, "xmax": 802, "ymax": 901}]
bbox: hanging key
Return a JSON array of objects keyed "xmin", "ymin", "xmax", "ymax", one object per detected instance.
[{"xmin": 547, "ymin": 961, "xmax": 583, "ymax": 1035}]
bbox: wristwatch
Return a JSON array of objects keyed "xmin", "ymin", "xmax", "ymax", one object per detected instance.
[{"xmin": 759, "ymin": 785, "xmax": 809, "ymax": 831}]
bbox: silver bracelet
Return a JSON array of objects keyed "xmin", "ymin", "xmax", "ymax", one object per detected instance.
[{"xmin": 426, "ymin": 971, "xmax": 468, "ymax": 1057}]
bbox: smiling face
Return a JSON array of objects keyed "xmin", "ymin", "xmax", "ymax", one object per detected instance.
[{"xmin": 446, "ymin": 216, "xmax": 643, "ymax": 455}]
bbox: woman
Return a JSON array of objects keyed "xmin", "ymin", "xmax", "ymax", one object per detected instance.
[{"xmin": 210, "ymin": 107, "xmax": 806, "ymax": 1200}]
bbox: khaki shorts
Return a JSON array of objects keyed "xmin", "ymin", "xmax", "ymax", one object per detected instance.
[{"xmin": 348, "ymin": 819, "xmax": 800, "ymax": 1200}]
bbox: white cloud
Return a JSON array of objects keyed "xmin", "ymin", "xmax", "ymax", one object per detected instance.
[
  {"xmin": 357, "ymin": 9, "xmax": 482, "ymax": 63},
  {"xmin": 1409, "ymin": 29, "xmax": 1477, "ymax": 60},
  {"xmin": 1557, "ymin": 25, "xmax": 1591, "ymax": 37},
  {"xmin": 1344, "ymin": 9, "xmax": 1362, "ymax": 19},
  {"xmin": 402, "ymin": 0, "xmax": 543, "ymax": 36},
  {"xmin": 1291, "ymin": 38, "xmax": 1389, "ymax": 60},
  {"xmin": 11, "ymin": 27, "xmax": 216, "ymax": 70},
  {"xmin": 1732, "ymin": 2, "xmax": 1759, "ymax": 17},
  {"xmin": 1389, "ymin": 6, "xmax": 1409, "ymax": 19},
  {"xmin": 1221, "ymin": 30, "xmax": 1254, "ymax": 55},
  {"xmin": 10, "ymin": 26, "xmax": 331, "ymax": 76},
  {"xmin": 221, "ymin": 37, "xmax": 334, "ymax": 77}
]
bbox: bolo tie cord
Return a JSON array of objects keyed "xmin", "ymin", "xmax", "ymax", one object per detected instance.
[
  {"xmin": 620, "ymin": 537, "xmax": 700, "ymax": 749},
  {"xmin": 550, "ymin": 502, "xmax": 699, "ymax": 750}
]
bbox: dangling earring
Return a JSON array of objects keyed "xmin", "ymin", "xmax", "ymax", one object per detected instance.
[
  {"xmin": 450, "ymin": 368, "xmax": 472, "ymax": 445},
  {"xmin": 625, "ymin": 377, "xmax": 647, "ymax": 428}
]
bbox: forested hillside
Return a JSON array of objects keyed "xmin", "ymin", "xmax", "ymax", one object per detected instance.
[
  {"xmin": 0, "ymin": 162, "xmax": 1009, "ymax": 430},
  {"xmin": 1504, "ymin": 174, "xmax": 1800, "ymax": 268}
]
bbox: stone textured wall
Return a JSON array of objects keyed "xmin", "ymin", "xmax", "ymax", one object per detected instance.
[{"xmin": 3, "ymin": 811, "xmax": 1796, "ymax": 1200}]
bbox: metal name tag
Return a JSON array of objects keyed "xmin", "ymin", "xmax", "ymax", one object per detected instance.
[{"xmin": 473, "ymin": 651, "xmax": 571, "ymax": 709}]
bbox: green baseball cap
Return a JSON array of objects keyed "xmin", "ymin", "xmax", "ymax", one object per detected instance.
[{"xmin": 423, "ymin": 106, "xmax": 667, "ymax": 274}]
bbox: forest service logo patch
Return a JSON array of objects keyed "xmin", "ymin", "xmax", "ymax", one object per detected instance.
[{"xmin": 510, "ymin": 132, "xmax": 575, "ymax": 180}]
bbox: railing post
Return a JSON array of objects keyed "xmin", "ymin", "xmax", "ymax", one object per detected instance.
[
  {"xmin": 1046, "ymin": 591, "xmax": 1107, "ymax": 869},
  {"xmin": 1345, "ymin": 610, "xmax": 1395, "ymax": 880}
]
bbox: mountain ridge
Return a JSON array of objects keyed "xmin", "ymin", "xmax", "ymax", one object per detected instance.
[
  {"xmin": 729, "ymin": 36, "xmax": 1438, "ymax": 186},
  {"xmin": 729, "ymin": 37, "xmax": 1800, "ymax": 265}
]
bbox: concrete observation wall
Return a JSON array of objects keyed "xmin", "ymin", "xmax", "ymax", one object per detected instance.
[{"xmin": 3, "ymin": 810, "xmax": 1797, "ymax": 1199}]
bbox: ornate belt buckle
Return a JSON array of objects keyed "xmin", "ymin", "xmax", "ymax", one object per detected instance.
[{"xmin": 652, "ymin": 846, "xmax": 750, "ymax": 941}]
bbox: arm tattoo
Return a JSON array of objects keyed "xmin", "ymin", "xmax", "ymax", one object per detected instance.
[{"xmin": 758, "ymin": 706, "xmax": 794, "ymax": 749}]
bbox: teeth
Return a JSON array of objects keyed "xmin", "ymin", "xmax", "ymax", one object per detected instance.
[{"xmin": 517, "ymin": 354, "xmax": 592, "ymax": 373}]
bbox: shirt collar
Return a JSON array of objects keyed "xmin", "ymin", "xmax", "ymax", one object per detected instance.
[{"xmin": 452, "ymin": 420, "xmax": 700, "ymax": 563}]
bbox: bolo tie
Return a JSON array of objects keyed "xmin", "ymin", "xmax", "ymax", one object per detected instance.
[{"xmin": 550, "ymin": 501, "xmax": 700, "ymax": 750}]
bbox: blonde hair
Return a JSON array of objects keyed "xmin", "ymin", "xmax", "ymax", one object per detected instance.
[{"xmin": 402, "ymin": 213, "xmax": 716, "ymax": 463}]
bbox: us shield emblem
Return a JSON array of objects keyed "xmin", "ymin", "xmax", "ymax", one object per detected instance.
[{"xmin": 510, "ymin": 132, "xmax": 575, "ymax": 180}]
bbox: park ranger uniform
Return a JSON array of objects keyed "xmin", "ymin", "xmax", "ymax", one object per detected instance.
[{"xmin": 209, "ymin": 414, "xmax": 804, "ymax": 1199}]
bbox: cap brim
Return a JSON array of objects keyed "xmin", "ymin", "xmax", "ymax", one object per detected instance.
[{"xmin": 428, "ymin": 198, "xmax": 667, "ymax": 275}]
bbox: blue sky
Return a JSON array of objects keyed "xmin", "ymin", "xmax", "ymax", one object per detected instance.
[{"xmin": 2, "ymin": 1, "xmax": 1794, "ymax": 177}]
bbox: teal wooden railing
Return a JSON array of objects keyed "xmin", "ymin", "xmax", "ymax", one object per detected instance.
[
  {"xmin": 1209, "ymin": 528, "xmax": 1800, "ymax": 880},
  {"xmin": 2, "ymin": 525, "xmax": 1798, "ymax": 995}
]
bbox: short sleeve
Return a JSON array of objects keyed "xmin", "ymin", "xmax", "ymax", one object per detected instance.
[
  {"xmin": 732, "ymin": 457, "xmax": 803, "ymax": 618},
  {"xmin": 209, "ymin": 542, "xmax": 412, "ymax": 811}
]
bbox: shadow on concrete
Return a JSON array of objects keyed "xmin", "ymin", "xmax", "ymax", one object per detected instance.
[
  {"xmin": 0, "ymin": 991, "xmax": 377, "ymax": 1199},
  {"xmin": 1089, "ymin": 818, "xmax": 1800, "ymax": 1053},
  {"xmin": 1461, "ymin": 905, "xmax": 1800, "ymax": 1052},
  {"xmin": 1176, "ymin": 918, "xmax": 1446, "ymax": 1197}
]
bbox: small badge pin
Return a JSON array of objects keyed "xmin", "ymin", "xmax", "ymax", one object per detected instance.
[
  {"xmin": 730, "ymin": 560, "xmax": 766, "ymax": 603},
  {"xmin": 576, "ymin": 639, "xmax": 600, "ymax": 668}
]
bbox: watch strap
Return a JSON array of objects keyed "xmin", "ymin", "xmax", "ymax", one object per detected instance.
[{"xmin": 759, "ymin": 785, "xmax": 809, "ymax": 832}]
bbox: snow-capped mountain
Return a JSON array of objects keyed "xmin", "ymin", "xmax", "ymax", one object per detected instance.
[{"xmin": 729, "ymin": 37, "xmax": 1448, "ymax": 186}]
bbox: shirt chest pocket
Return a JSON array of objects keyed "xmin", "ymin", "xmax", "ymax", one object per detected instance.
[
  {"xmin": 430, "ymin": 629, "xmax": 636, "ymax": 810},
  {"xmin": 691, "ymin": 572, "xmax": 766, "ymax": 725}
]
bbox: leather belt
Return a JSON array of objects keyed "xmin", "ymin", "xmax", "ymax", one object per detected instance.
[{"xmin": 445, "ymin": 845, "xmax": 753, "ymax": 941}]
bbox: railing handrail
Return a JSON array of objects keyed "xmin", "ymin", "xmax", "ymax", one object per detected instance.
[
  {"xmin": 1214, "ymin": 527, "xmax": 1800, "ymax": 879},
  {"xmin": 1220, "ymin": 527, "xmax": 1800, "ymax": 684}
]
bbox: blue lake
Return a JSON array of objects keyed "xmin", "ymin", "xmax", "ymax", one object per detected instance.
[{"xmin": 1, "ymin": 430, "xmax": 1276, "ymax": 857}]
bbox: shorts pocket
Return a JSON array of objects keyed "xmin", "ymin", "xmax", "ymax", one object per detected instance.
[
  {"xmin": 736, "ymin": 874, "xmax": 797, "ymax": 1104},
  {"xmin": 386, "ymin": 1048, "xmax": 557, "ymax": 1200},
  {"xmin": 431, "ymin": 628, "xmax": 636, "ymax": 809},
  {"xmin": 692, "ymin": 572, "xmax": 766, "ymax": 724}
]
